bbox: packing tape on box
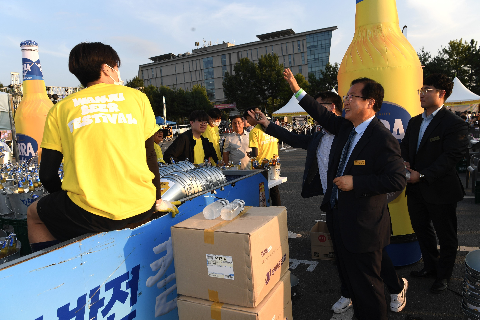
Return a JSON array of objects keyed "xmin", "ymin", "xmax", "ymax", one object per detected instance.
[
  {"xmin": 211, "ymin": 302, "xmax": 224, "ymax": 320},
  {"xmin": 204, "ymin": 206, "xmax": 252, "ymax": 245},
  {"xmin": 208, "ymin": 289, "xmax": 219, "ymax": 302}
]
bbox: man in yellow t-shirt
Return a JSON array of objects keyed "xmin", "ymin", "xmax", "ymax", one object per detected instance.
[
  {"xmin": 154, "ymin": 125, "xmax": 166, "ymax": 164},
  {"xmin": 26, "ymin": 42, "xmax": 176, "ymax": 252},
  {"xmin": 202, "ymin": 108, "xmax": 222, "ymax": 164},
  {"xmin": 244, "ymin": 108, "xmax": 281, "ymax": 205}
]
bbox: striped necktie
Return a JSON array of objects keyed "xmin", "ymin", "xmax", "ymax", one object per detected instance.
[{"xmin": 330, "ymin": 128, "xmax": 356, "ymax": 209}]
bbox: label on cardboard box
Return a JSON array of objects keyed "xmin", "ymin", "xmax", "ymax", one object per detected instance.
[{"xmin": 206, "ymin": 254, "xmax": 234, "ymax": 280}]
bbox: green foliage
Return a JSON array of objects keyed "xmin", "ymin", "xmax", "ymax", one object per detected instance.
[
  {"xmin": 308, "ymin": 63, "xmax": 339, "ymax": 95},
  {"xmin": 125, "ymin": 76, "xmax": 144, "ymax": 88},
  {"xmin": 140, "ymin": 84, "xmax": 213, "ymax": 123},
  {"xmin": 257, "ymin": 54, "xmax": 286, "ymax": 115},
  {"xmin": 222, "ymin": 54, "xmax": 302, "ymax": 115},
  {"xmin": 222, "ymin": 58, "xmax": 261, "ymax": 112},
  {"xmin": 0, "ymin": 82, "xmax": 3, "ymax": 88},
  {"xmin": 418, "ymin": 39, "xmax": 480, "ymax": 93}
]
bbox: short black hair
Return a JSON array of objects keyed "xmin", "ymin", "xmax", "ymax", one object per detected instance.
[
  {"xmin": 313, "ymin": 92, "xmax": 343, "ymax": 115},
  {"xmin": 207, "ymin": 108, "xmax": 222, "ymax": 119},
  {"xmin": 189, "ymin": 110, "xmax": 209, "ymax": 122},
  {"xmin": 351, "ymin": 78, "xmax": 384, "ymax": 112},
  {"xmin": 231, "ymin": 115, "xmax": 243, "ymax": 122},
  {"xmin": 424, "ymin": 74, "xmax": 453, "ymax": 100},
  {"xmin": 69, "ymin": 42, "xmax": 121, "ymax": 87},
  {"xmin": 243, "ymin": 107, "xmax": 257, "ymax": 119}
]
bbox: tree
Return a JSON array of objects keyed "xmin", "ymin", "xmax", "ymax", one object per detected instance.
[
  {"xmin": 257, "ymin": 54, "xmax": 286, "ymax": 115},
  {"xmin": 308, "ymin": 62, "xmax": 339, "ymax": 95},
  {"xmin": 222, "ymin": 58, "xmax": 261, "ymax": 112},
  {"xmin": 417, "ymin": 39, "xmax": 480, "ymax": 93},
  {"xmin": 125, "ymin": 76, "xmax": 144, "ymax": 88},
  {"xmin": 0, "ymin": 82, "xmax": 3, "ymax": 88}
]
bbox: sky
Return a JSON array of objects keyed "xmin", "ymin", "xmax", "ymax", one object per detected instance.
[{"xmin": 1, "ymin": 0, "xmax": 480, "ymax": 88}]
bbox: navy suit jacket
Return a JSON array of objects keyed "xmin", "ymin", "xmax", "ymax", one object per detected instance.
[
  {"xmin": 400, "ymin": 107, "xmax": 468, "ymax": 204},
  {"xmin": 264, "ymin": 122, "xmax": 325, "ymax": 198},
  {"xmin": 298, "ymin": 94, "xmax": 407, "ymax": 253}
]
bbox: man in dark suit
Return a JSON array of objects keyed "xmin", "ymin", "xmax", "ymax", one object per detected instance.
[
  {"xmin": 400, "ymin": 74, "xmax": 468, "ymax": 293},
  {"xmin": 283, "ymin": 69, "xmax": 407, "ymax": 320}
]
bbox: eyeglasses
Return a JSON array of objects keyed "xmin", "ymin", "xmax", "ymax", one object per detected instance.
[
  {"xmin": 417, "ymin": 88, "xmax": 442, "ymax": 95},
  {"xmin": 342, "ymin": 94, "xmax": 366, "ymax": 102},
  {"xmin": 195, "ymin": 120, "xmax": 208, "ymax": 125}
]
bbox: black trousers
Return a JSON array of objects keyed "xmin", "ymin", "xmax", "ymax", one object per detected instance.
[
  {"xmin": 407, "ymin": 191, "xmax": 458, "ymax": 279},
  {"xmin": 331, "ymin": 208, "xmax": 396, "ymax": 320},
  {"xmin": 326, "ymin": 214, "xmax": 403, "ymax": 300},
  {"xmin": 261, "ymin": 171, "xmax": 281, "ymax": 206}
]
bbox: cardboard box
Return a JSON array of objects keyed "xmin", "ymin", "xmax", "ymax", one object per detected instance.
[
  {"xmin": 310, "ymin": 221, "xmax": 335, "ymax": 260},
  {"xmin": 172, "ymin": 206, "xmax": 289, "ymax": 307},
  {"xmin": 178, "ymin": 271, "xmax": 292, "ymax": 320}
]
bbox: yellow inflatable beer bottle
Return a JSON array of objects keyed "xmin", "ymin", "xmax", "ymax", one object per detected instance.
[
  {"xmin": 337, "ymin": 0, "xmax": 423, "ymax": 264},
  {"xmin": 15, "ymin": 40, "xmax": 53, "ymax": 162}
]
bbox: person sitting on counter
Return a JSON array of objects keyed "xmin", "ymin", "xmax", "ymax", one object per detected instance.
[{"xmin": 27, "ymin": 42, "xmax": 177, "ymax": 253}]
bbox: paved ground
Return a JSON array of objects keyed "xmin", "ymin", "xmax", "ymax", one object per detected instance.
[
  {"xmin": 160, "ymin": 137, "xmax": 480, "ymax": 319},
  {"xmin": 278, "ymin": 145, "xmax": 480, "ymax": 320}
]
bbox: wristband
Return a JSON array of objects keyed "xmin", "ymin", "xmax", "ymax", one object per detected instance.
[{"xmin": 294, "ymin": 89, "xmax": 304, "ymax": 98}]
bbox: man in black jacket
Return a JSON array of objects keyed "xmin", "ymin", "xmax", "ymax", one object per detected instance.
[
  {"xmin": 164, "ymin": 110, "xmax": 218, "ymax": 164},
  {"xmin": 400, "ymin": 74, "xmax": 468, "ymax": 293},
  {"xmin": 283, "ymin": 68, "xmax": 407, "ymax": 320}
]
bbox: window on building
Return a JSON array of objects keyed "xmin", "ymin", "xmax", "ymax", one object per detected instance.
[
  {"xmin": 306, "ymin": 31, "xmax": 333, "ymax": 79},
  {"xmin": 271, "ymin": 45, "xmax": 273, "ymax": 53},
  {"xmin": 221, "ymin": 54, "xmax": 226, "ymax": 66},
  {"xmin": 222, "ymin": 66, "xmax": 227, "ymax": 77},
  {"xmin": 256, "ymin": 48, "xmax": 258, "ymax": 59},
  {"xmin": 151, "ymin": 68, "xmax": 154, "ymax": 78},
  {"xmin": 288, "ymin": 55, "xmax": 292, "ymax": 67},
  {"xmin": 285, "ymin": 43, "xmax": 288, "ymax": 55},
  {"xmin": 141, "ymin": 70, "xmax": 144, "ymax": 79},
  {"xmin": 281, "ymin": 44, "xmax": 283, "ymax": 56},
  {"xmin": 301, "ymin": 52, "xmax": 305, "ymax": 64},
  {"xmin": 203, "ymin": 57, "xmax": 215, "ymax": 100},
  {"xmin": 266, "ymin": 47, "xmax": 268, "ymax": 55},
  {"xmin": 293, "ymin": 54, "xmax": 295, "ymax": 66},
  {"xmin": 250, "ymin": 49, "xmax": 252, "ymax": 59},
  {"xmin": 299, "ymin": 65, "xmax": 303, "ymax": 74},
  {"xmin": 297, "ymin": 40, "xmax": 301, "ymax": 52},
  {"xmin": 205, "ymin": 79, "xmax": 215, "ymax": 100},
  {"xmin": 160, "ymin": 67, "xmax": 163, "ymax": 77}
]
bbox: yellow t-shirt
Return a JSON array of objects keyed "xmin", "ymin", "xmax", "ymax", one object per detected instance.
[
  {"xmin": 249, "ymin": 124, "xmax": 279, "ymax": 162},
  {"xmin": 193, "ymin": 136, "xmax": 205, "ymax": 164},
  {"xmin": 41, "ymin": 83, "xmax": 157, "ymax": 220},
  {"xmin": 154, "ymin": 143, "xmax": 165, "ymax": 163},
  {"xmin": 202, "ymin": 125, "xmax": 221, "ymax": 161}
]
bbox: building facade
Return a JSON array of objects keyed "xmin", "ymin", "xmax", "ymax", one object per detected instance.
[{"xmin": 138, "ymin": 26, "xmax": 337, "ymax": 103}]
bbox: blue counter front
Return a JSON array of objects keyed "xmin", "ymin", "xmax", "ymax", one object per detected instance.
[{"xmin": 0, "ymin": 171, "xmax": 269, "ymax": 320}]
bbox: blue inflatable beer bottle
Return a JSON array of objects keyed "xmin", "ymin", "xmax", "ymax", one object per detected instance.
[
  {"xmin": 14, "ymin": 40, "xmax": 53, "ymax": 162},
  {"xmin": 337, "ymin": 0, "xmax": 423, "ymax": 265}
]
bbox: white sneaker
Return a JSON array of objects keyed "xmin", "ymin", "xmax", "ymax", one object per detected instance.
[
  {"xmin": 331, "ymin": 296, "xmax": 352, "ymax": 314},
  {"xmin": 390, "ymin": 278, "xmax": 408, "ymax": 312}
]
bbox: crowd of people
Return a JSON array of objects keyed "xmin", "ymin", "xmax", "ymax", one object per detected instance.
[{"xmin": 25, "ymin": 41, "xmax": 471, "ymax": 320}]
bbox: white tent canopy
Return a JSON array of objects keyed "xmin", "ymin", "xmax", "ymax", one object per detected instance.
[
  {"xmin": 445, "ymin": 77, "xmax": 480, "ymax": 109},
  {"xmin": 272, "ymin": 96, "xmax": 307, "ymax": 117},
  {"xmin": 273, "ymin": 88, "xmax": 338, "ymax": 117}
]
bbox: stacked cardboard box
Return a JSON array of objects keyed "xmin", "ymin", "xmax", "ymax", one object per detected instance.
[{"xmin": 172, "ymin": 206, "xmax": 292, "ymax": 319}]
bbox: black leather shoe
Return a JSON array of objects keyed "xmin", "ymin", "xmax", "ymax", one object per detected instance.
[
  {"xmin": 410, "ymin": 268, "xmax": 436, "ymax": 278},
  {"xmin": 430, "ymin": 279, "xmax": 448, "ymax": 294}
]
